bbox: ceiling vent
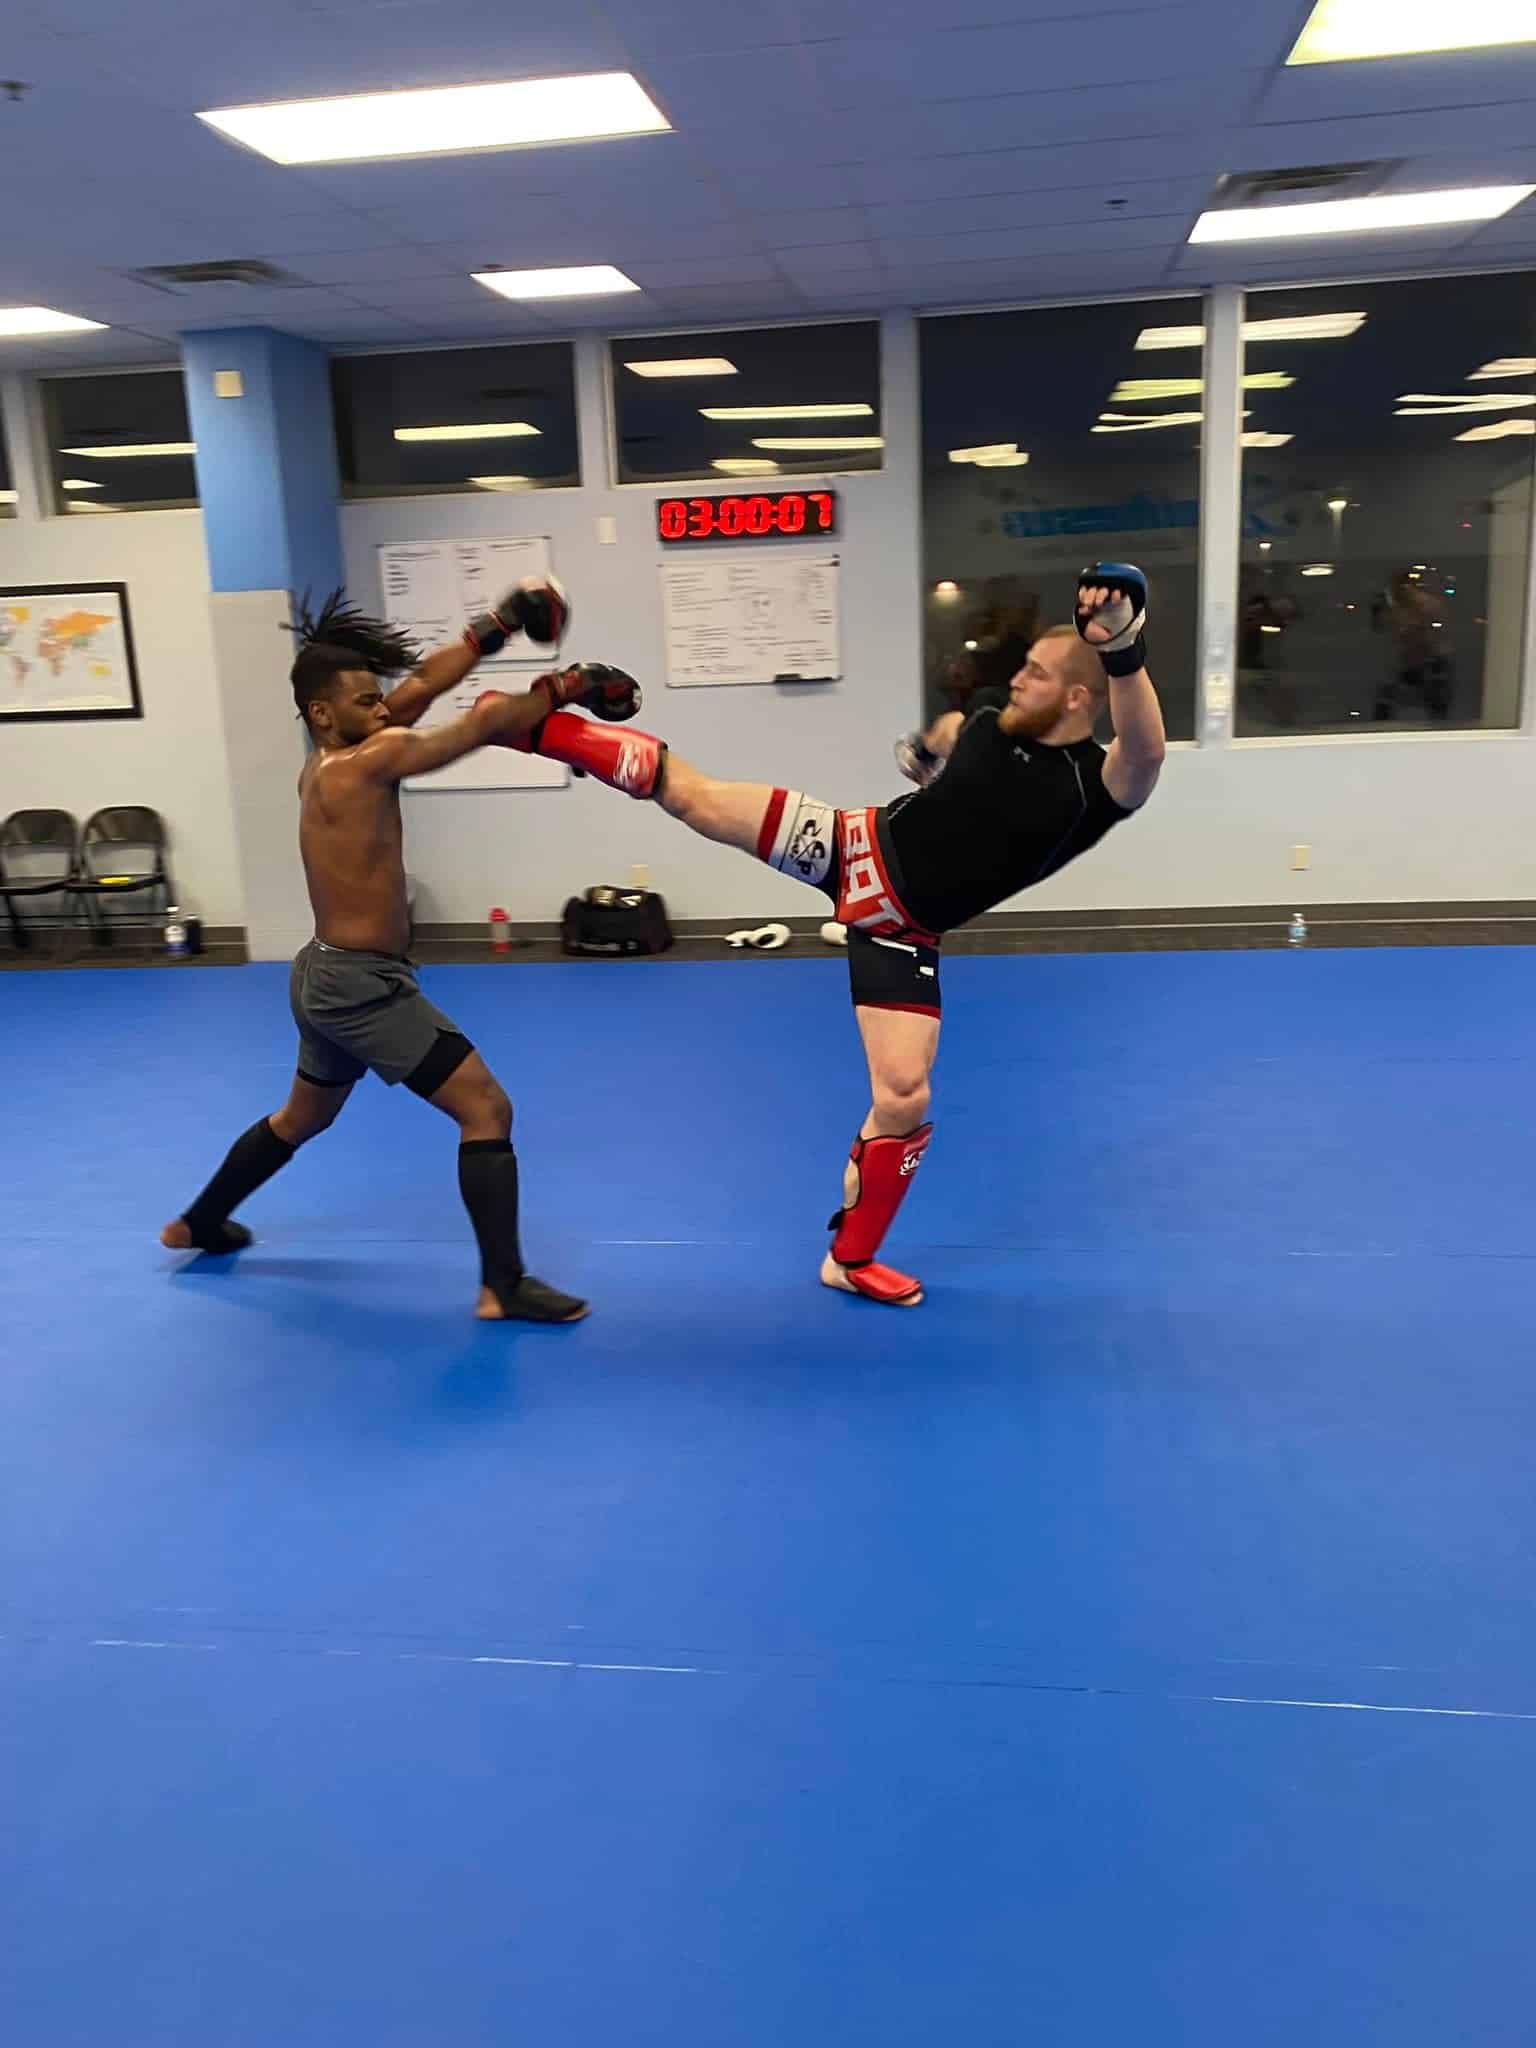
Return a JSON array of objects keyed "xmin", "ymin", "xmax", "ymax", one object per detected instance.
[
  {"xmin": 1210, "ymin": 161, "xmax": 1401, "ymax": 209},
  {"xmin": 118, "ymin": 259, "xmax": 311, "ymax": 293}
]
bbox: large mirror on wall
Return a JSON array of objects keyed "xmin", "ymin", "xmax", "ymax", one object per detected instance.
[
  {"xmin": 40, "ymin": 369, "xmax": 198, "ymax": 514},
  {"xmin": 1236, "ymin": 274, "xmax": 1536, "ymax": 736},
  {"xmin": 920, "ymin": 298, "xmax": 1201, "ymax": 742},
  {"xmin": 331, "ymin": 342, "xmax": 580, "ymax": 498},
  {"xmin": 608, "ymin": 322, "xmax": 882, "ymax": 486}
]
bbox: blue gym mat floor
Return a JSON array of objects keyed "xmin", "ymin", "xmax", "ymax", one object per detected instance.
[{"xmin": 4, "ymin": 948, "xmax": 1534, "ymax": 2045}]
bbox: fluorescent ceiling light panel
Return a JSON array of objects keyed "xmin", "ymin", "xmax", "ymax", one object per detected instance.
[
  {"xmin": 393, "ymin": 422, "xmax": 539, "ymax": 442},
  {"xmin": 1242, "ymin": 431, "xmax": 1295, "ymax": 447},
  {"xmin": 750, "ymin": 435, "xmax": 883, "ymax": 450},
  {"xmin": 949, "ymin": 442, "xmax": 1018, "ymax": 462},
  {"xmin": 1092, "ymin": 411, "xmax": 1205, "ymax": 433},
  {"xmin": 1109, "ymin": 373, "xmax": 1292, "ymax": 402},
  {"xmin": 625, "ymin": 357, "xmax": 737, "ymax": 378},
  {"xmin": 59, "ymin": 441, "xmax": 194, "ymax": 457},
  {"xmin": 712, "ymin": 458, "xmax": 780, "ymax": 473},
  {"xmin": 1301, "ymin": 563, "xmax": 1335, "ymax": 576},
  {"xmin": 0, "ymin": 489, "xmax": 17, "ymax": 504},
  {"xmin": 1394, "ymin": 393, "xmax": 1536, "ymax": 415},
  {"xmin": 199, "ymin": 72, "xmax": 669, "ymax": 165},
  {"xmin": 0, "ymin": 306, "xmax": 108, "ymax": 337},
  {"xmin": 66, "ymin": 499, "xmax": 119, "ymax": 512},
  {"xmin": 1455, "ymin": 418, "xmax": 1536, "ymax": 440},
  {"xmin": 474, "ymin": 264, "xmax": 639, "ymax": 301},
  {"xmin": 1288, "ymin": 0, "xmax": 1536, "ymax": 65},
  {"xmin": 59, "ymin": 478, "xmax": 103, "ymax": 490},
  {"xmin": 700, "ymin": 403, "xmax": 873, "ymax": 421},
  {"xmin": 1467, "ymin": 358, "xmax": 1536, "ymax": 379},
  {"xmin": 972, "ymin": 451, "xmax": 1030, "ymax": 467},
  {"xmin": 1191, "ymin": 185, "xmax": 1535, "ymax": 243},
  {"xmin": 1135, "ymin": 312, "xmax": 1366, "ymax": 349},
  {"xmin": 468, "ymin": 475, "xmax": 534, "ymax": 489}
]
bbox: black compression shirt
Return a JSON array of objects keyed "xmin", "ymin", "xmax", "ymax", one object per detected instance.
[{"xmin": 885, "ymin": 706, "xmax": 1132, "ymax": 933}]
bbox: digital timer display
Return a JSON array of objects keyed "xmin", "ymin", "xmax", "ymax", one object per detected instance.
[{"xmin": 656, "ymin": 489, "xmax": 839, "ymax": 544}]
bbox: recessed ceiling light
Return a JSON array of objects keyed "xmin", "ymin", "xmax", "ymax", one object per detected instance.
[
  {"xmin": 934, "ymin": 580, "xmax": 960, "ymax": 596},
  {"xmin": 1394, "ymin": 392, "xmax": 1536, "ymax": 415},
  {"xmin": 467, "ymin": 475, "xmax": 535, "ymax": 489},
  {"xmin": 1288, "ymin": 0, "xmax": 1536, "ymax": 66},
  {"xmin": 1092, "ymin": 411, "xmax": 1206, "ymax": 433},
  {"xmin": 624, "ymin": 357, "xmax": 738, "ymax": 378},
  {"xmin": 712, "ymin": 458, "xmax": 781, "ymax": 474},
  {"xmin": 1109, "ymin": 373, "xmax": 1293, "ymax": 401},
  {"xmin": 475, "ymin": 264, "xmax": 639, "ymax": 301},
  {"xmin": 0, "ymin": 306, "xmax": 108, "ymax": 338},
  {"xmin": 59, "ymin": 441, "xmax": 195, "ymax": 457},
  {"xmin": 1243, "ymin": 431, "xmax": 1295, "ymax": 447},
  {"xmin": 1301, "ymin": 563, "xmax": 1335, "ymax": 577},
  {"xmin": 1327, "ymin": 497, "xmax": 1349, "ymax": 510},
  {"xmin": 1467, "ymin": 357, "xmax": 1536, "ymax": 380},
  {"xmin": 1260, "ymin": 624, "xmax": 1283, "ymax": 634},
  {"xmin": 1190, "ymin": 185, "xmax": 1535, "ymax": 243},
  {"xmin": 393, "ymin": 422, "xmax": 540, "ymax": 442},
  {"xmin": 948, "ymin": 442, "xmax": 1018, "ymax": 463},
  {"xmin": 59, "ymin": 478, "xmax": 103, "ymax": 490},
  {"xmin": 700, "ymin": 403, "xmax": 873, "ymax": 421},
  {"xmin": 1135, "ymin": 313, "xmax": 1366, "ymax": 349},
  {"xmin": 750, "ymin": 435, "xmax": 883, "ymax": 451},
  {"xmin": 1455, "ymin": 418, "xmax": 1536, "ymax": 441},
  {"xmin": 199, "ymin": 72, "xmax": 669, "ymax": 165}
]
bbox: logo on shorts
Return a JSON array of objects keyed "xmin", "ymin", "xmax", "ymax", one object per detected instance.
[{"xmin": 788, "ymin": 815, "xmax": 828, "ymax": 877}]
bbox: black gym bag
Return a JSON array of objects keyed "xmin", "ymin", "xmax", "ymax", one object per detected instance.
[{"xmin": 560, "ymin": 885, "xmax": 673, "ymax": 957}]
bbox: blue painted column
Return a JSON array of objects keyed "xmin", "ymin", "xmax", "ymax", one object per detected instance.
[
  {"xmin": 180, "ymin": 327, "xmax": 345, "ymax": 959},
  {"xmin": 181, "ymin": 326, "xmax": 343, "ymax": 599}
]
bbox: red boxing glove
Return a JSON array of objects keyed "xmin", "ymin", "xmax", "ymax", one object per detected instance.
[{"xmin": 531, "ymin": 662, "xmax": 642, "ymax": 723}]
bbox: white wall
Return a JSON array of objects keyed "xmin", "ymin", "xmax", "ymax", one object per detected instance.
[
  {"xmin": 0, "ymin": 374, "xmax": 244, "ymax": 926},
  {"xmin": 340, "ymin": 321, "xmax": 925, "ymax": 927}
]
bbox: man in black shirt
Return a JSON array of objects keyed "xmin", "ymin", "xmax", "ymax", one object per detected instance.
[{"xmin": 478, "ymin": 566, "xmax": 1165, "ymax": 1308}]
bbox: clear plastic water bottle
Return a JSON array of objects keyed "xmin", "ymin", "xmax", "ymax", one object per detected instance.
[
  {"xmin": 1287, "ymin": 911, "xmax": 1308, "ymax": 947},
  {"xmin": 164, "ymin": 905, "xmax": 188, "ymax": 959}
]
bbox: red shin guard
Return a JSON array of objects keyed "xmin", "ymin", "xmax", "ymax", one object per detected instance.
[
  {"xmin": 824, "ymin": 1122, "xmax": 933, "ymax": 1306},
  {"xmin": 493, "ymin": 703, "xmax": 666, "ymax": 799}
]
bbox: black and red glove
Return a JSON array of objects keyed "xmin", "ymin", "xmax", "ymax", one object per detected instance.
[
  {"xmin": 532, "ymin": 662, "xmax": 642, "ymax": 722},
  {"xmin": 464, "ymin": 574, "xmax": 570, "ymax": 660}
]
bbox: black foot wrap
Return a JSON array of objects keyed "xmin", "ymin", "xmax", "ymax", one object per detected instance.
[
  {"xmin": 182, "ymin": 1219, "xmax": 255, "ymax": 1256},
  {"xmin": 487, "ymin": 1275, "xmax": 589, "ymax": 1323}
]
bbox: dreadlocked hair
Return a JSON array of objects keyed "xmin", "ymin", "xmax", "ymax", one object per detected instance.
[{"xmin": 286, "ymin": 588, "xmax": 422, "ymax": 723}]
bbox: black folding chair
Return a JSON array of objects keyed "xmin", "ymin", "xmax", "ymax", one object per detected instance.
[
  {"xmin": 74, "ymin": 806, "xmax": 174, "ymax": 944},
  {"xmin": 0, "ymin": 809, "xmax": 81, "ymax": 952}
]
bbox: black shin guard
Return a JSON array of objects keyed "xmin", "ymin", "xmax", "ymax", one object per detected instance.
[
  {"xmin": 180, "ymin": 1117, "xmax": 295, "ymax": 1252},
  {"xmin": 458, "ymin": 1138, "xmax": 526, "ymax": 1298}
]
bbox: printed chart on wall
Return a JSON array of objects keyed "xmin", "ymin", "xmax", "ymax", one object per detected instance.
[
  {"xmin": 661, "ymin": 553, "xmax": 840, "ymax": 688},
  {"xmin": 377, "ymin": 537, "xmax": 567, "ymax": 790},
  {"xmin": 1, "ymin": 582, "xmax": 142, "ymax": 722}
]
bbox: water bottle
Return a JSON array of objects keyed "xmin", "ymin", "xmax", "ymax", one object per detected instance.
[
  {"xmin": 1287, "ymin": 911, "xmax": 1308, "ymax": 947},
  {"xmin": 164, "ymin": 904, "xmax": 187, "ymax": 960},
  {"xmin": 488, "ymin": 905, "xmax": 510, "ymax": 955}
]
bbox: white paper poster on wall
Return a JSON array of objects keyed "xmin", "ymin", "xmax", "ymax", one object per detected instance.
[
  {"xmin": 377, "ymin": 537, "xmax": 567, "ymax": 791},
  {"xmin": 661, "ymin": 553, "xmax": 840, "ymax": 689}
]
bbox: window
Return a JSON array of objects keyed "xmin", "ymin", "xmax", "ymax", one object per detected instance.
[
  {"xmin": 921, "ymin": 300, "xmax": 1200, "ymax": 741},
  {"xmin": 41, "ymin": 369, "xmax": 198, "ymax": 514},
  {"xmin": 332, "ymin": 342, "xmax": 579, "ymax": 498},
  {"xmin": 1236, "ymin": 274, "xmax": 1536, "ymax": 735},
  {"xmin": 610, "ymin": 322, "xmax": 882, "ymax": 486}
]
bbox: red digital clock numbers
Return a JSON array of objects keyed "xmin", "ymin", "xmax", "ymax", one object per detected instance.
[{"xmin": 656, "ymin": 489, "xmax": 839, "ymax": 544}]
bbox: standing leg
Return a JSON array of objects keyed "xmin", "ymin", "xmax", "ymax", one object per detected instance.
[
  {"xmin": 160, "ymin": 1073, "xmax": 353, "ymax": 1253},
  {"xmin": 422, "ymin": 1049, "xmax": 587, "ymax": 1324},
  {"xmin": 822, "ymin": 1004, "xmax": 940, "ymax": 1307}
]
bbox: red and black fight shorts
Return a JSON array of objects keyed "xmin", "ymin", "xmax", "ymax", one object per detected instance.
[{"xmin": 755, "ymin": 790, "xmax": 942, "ymax": 1020}]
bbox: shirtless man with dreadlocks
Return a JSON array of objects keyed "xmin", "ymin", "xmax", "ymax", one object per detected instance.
[{"xmin": 160, "ymin": 582, "xmax": 641, "ymax": 1324}]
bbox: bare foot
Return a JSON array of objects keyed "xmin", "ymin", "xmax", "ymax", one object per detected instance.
[
  {"xmin": 477, "ymin": 1279, "xmax": 589, "ymax": 1324},
  {"xmin": 160, "ymin": 1219, "xmax": 194, "ymax": 1250}
]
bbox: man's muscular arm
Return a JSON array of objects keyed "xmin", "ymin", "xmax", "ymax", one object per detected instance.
[
  {"xmin": 381, "ymin": 575, "xmax": 570, "ymax": 728},
  {"xmin": 359, "ymin": 683, "xmax": 560, "ymax": 783},
  {"xmin": 1075, "ymin": 564, "xmax": 1166, "ymax": 812}
]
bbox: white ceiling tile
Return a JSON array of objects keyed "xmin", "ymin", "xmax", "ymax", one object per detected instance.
[
  {"xmin": 626, "ymin": 255, "xmax": 786, "ymax": 289},
  {"xmin": 745, "ymin": 207, "xmax": 868, "ymax": 248},
  {"xmin": 847, "ymin": 134, "xmax": 1227, "ymax": 208},
  {"xmin": 1254, "ymin": 47, "xmax": 1536, "ymax": 124},
  {"xmin": 774, "ymin": 243, "xmax": 883, "ymax": 282},
  {"xmin": 864, "ymin": 178, "xmax": 1209, "ymax": 239},
  {"xmin": 878, "ymin": 213, "xmax": 1191, "ymax": 268},
  {"xmin": 639, "ymin": 44, "xmax": 824, "ymax": 126},
  {"xmin": 250, "ymin": 245, "xmax": 467, "ymax": 285}
]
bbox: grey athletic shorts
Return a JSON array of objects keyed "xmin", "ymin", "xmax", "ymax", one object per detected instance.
[{"xmin": 289, "ymin": 940, "xmax": 472, "ymax": 1095}]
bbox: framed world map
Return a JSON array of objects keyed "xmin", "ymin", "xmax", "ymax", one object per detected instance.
[{"xmin": 0, "ymin": 582, "xmax": 142, "ymax": 722}]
